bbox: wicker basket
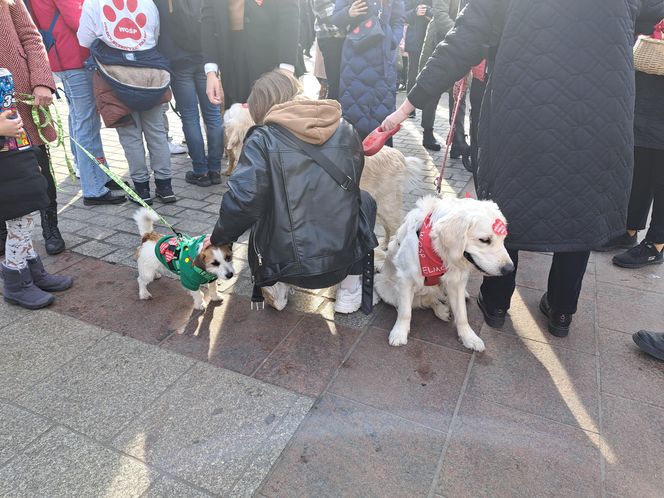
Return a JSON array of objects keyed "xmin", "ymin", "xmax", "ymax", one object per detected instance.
[{"xmin": 634, "ymin": 35, "xmax": 664, "ymax": 76}]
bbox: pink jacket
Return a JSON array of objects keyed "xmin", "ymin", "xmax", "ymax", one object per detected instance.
[{"xmin": 29, "ymin": 0, "xmax": 89, "ymax": 72}]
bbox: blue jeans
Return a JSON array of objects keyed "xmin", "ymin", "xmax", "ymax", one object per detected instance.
[
  {"xmin": 170, "ymin": 65, "xmax": 223, "ymax": 174},
  {"xmin": 55, "ymin": 68, "xmax": 110, "ymax": 198}
]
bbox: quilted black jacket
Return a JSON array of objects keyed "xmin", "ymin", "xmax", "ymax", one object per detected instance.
[
  {"xmin": 210, "ymin": 120, "xmax": 373, "ymax": 287},
  {"xmin": 410, "ymin": 0, "xmax": 664, "ymax": 252}
]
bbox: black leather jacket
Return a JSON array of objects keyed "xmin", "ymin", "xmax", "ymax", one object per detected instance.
[{"xmin": 211, "ymin": 121, "xmax": 371, "ymax": 287}]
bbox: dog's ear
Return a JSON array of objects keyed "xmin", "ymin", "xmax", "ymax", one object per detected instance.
[
  {"xmin": 193, "ymin": 251, "xmax": 207, "ymax": 270},
  {"xmin": 433, "ymin": 211, "xmax": 474, "ymax": 263}
]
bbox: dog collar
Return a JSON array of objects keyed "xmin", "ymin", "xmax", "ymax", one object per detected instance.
[{"xmin": 418, "ymin": 213, "xmax": 447, "ymax": 286}]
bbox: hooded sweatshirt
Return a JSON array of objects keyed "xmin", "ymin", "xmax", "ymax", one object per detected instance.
[{"xmin": 263, "ymin": 99, "xmax": 342, "ymax": 145}]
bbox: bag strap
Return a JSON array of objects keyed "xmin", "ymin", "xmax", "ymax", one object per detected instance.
[{"xmin": 271, "ymin": 125, "xmax": 357, "ymax": 192}]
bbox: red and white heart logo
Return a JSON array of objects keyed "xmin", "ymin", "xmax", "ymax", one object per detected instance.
[{"xmin": 492, "ymin": 219, "xmax": 508, "ymax": 236}]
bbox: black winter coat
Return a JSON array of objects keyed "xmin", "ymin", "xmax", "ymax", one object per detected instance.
[
  {"xmin": 0, "ymin": 147, "xmax": 49, "ymax": 221},
  {"xmin": 404, "ymin": 0, "xmax": 433, "ymax": 55},
  {"xmin": 201, "ymin": 0, "xmax": 300, "ymax": 106},
  {"xmin": 210, "ymin": 120, "xmax": 373, "ymax": 287},
  {"xmin": 410, "ymin": 0, "xmax": 664, "ymax": 252},
  {"xmin": 635, "ymin": 17, "xmax": 664, "ymax": 151}
]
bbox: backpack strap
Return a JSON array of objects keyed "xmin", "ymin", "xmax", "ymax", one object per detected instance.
[{"xmin": 270, "ymin": 125, "xmax": 358, "ymax": 192}]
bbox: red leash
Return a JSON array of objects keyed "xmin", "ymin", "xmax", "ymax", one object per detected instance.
[{"xmin": 436, "ymin": 74, "xmax": 470, "ymax": 194}]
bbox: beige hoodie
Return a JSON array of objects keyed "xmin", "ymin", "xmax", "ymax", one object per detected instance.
[{"xmin": 264, "ymin": 99, "xmax": 342, "ymax": 145}]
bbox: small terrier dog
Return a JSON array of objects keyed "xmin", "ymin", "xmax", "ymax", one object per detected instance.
[{"xmin": 133, "ymin": 209, "xmax": 234, "ymax": 311}]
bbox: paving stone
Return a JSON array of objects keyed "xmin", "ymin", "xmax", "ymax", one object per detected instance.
[
  {"xmin": 143, "ymin": 477, "xmax": 212, "ymax": 498},
  {"xmin": 594, "ymin": 250, "xmax": 664, "ymax": 295},
  {"xmin": 161, "ymin": 294, "xmax": 301, "ymax": 375},
  {"xmin": 38, "ymin": 250, "xmax": 87, "ymax": 275},
  {"xmin": 495, "ymin": 285, "xmax": 597, "ymax": 355},
  {"xmin": 317, "ymin": 301, "xmax": 376, "ymax": 330},
  {"xmin": 260, "ymin": 393, "xmax": 446, "ymax": 498},
  {"xmin": 102, "ymin": 247, "xmax": 139, "ymax": 267},
  {"xmin": 0, "ymin": 426, "xmax": 155, "ymax": 497},
  {"xmin": 330, "ymin": 327, "xmax": 469, "ymax": 431},
  {"xmin": 112, "ymin": 363, "xmax": 313, "ymax": 496},
  {"xmin": 467, "ymin": 328, "xmax": 599, "ymax": 431},
  {"xmin": 253, "ymin": 315, "xmax": 361, "ymax": 397},
  {"xmin": 0, "ymin": 311, "xmax": 107, "ymax": 399},
  {"xmin": 598, "ymin": 328, "xmax": 664, "ymax": 409},
  {"xmin": 18, "ymin": 333, "xmax": 193, "ymax": 441},
  {"xmin": 602, "ymin": 394, "xmax": 664, "ymax": 497},
  {"xmin": 73, "ymin": 240, "xmax": 119, "ymax": 258},
  {"xmin": 0, "ymin": 300, "xmax": 29, "ymax": 329},
  {"xmin": 437, "ymin": 395, "xmax": 601, "ymax": 498},
  {"xmin": 0, "ymin": 402, "xmax": 52, "ymax": 466},
  {"xmin": 371, "ymin": 301, "xmax": 482, "ymax": 354},
  {"xmin": 597, "ymin": 282, "xmax": 664, "ymax": 334}
]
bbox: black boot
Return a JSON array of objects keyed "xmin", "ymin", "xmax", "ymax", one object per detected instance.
[
  {"xmin": 155, "ymin": 178, "xmax": 177, "ymax": 204},
  {"xmin": 422, "ymin": 128, "xmax": 441, "ymax": 151},
  {"xmin": 0, "ymin": 222, "xmax": 6, "ymax": 257},
  {"xmin": 40, "ymin": 208, "xmax": 65, "ymax": 255},
  {"xmin": 539, "ymin": 293, "xmax": 572, "ymax": 337},
  {"xmin": 130, "ymin": 181, "xmax": 153, "ymax": 206}
]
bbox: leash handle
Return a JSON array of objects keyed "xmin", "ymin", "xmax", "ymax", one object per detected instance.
[{"xmin": 436, "ymin": 74, "xmax": 469, "ymax": 194}]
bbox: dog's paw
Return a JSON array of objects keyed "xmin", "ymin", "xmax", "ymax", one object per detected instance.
[
  {"xmin": 388, "ymin": 327, "xmax": 409, "ymax": 347},
  {"xmin": 139, "ymin": 291, "xmax": 152, "ymax": 300},
  {"xmin": 460, "ymin": 333, "xmax": 485, "ymax": 352},
  {"xmin": 433, "ymin": 301, "xmax": 451, "ymax": 322},
  {"xmin": 193, "ymin": 303, "xmax": 206, "ymax": 311},
  {"xmin": 209, "ymin": 295, "xmax": 223, "ymax": 303},
  {"xmin": 154, "ymin": 273, "xmax": 162, "ymax": 280}
]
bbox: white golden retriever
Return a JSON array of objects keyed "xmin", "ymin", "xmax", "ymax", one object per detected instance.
[
  {"xmin": 223, "ymin": 102, "xmax": 428, "ymax": 248},
  {"xmin": 374, "ymin": 196, "xmax": 514, "ymax": 352}
]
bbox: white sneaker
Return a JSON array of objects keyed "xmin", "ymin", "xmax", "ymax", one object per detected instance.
[
  {"xmin": 261, "ymin": 282, "xmax": 290, "ymax": 311},
  {"xmin": 334, "ymin": 276, "xmax": 362, "ymax": 314},
  {"xmin": 168, "ymin": 140, "xmax": 187, "ymax": 155}
]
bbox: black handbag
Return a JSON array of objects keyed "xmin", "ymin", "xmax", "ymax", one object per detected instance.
[{"xmin": 347, "ymin": 10, "xmax": 385, "ymax": 51}]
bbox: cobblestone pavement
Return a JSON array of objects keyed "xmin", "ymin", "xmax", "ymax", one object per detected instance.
[{"xmin": 0, "ymin": 77, "xmax": 662, "ymax": 497}]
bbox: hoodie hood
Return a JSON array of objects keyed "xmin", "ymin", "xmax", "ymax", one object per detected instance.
[{"xmin": 264, "ymin": 99, "xmax": 342, "ymax": 145}]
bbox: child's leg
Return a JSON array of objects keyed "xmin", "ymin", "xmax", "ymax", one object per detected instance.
[
  {"xmin": 4, "ymin": 215, "xmax": 37, "ymax": 270},
  {"xmin": 116, "ymin": 112, "xmax": 149, "ymax": 183},
  {"xmin": 140, "ymin": 105, "xmax": 172, "ymax": 181}
]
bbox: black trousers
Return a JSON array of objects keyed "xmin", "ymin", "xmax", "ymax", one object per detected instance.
[
  {"xmin": 469, "ymin": 77, "xmax": 486, "ymax": 178},
  {"xmin": 627, "ymin": 146, "xmax": 664, "ymax": 243},
  {"xmin": 318, "ymin": 37, "xmax": 344, "ymax": 102},
  {"xmin": 421, "ymin": 92, "xmax": 467, "ymax": 148},
  {"xmin": 480, "ymin": 249, "xmax": 590, "ymax": 315},
  {"xmin": 34, "ymin": 145, "xmax": 57, "ymax": 210}
]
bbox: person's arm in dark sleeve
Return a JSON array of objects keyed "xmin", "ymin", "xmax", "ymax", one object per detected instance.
[
  {"xmin": 332, "ymin": 0, "xmax": 356, "ymax": 29},
  {"xmin": 210, "ymin": 133, "xmax": 271, "ymax": 246}
]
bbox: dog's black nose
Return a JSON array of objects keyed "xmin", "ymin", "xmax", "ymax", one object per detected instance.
[
  {"xmin": 500, "ymin": 263, "xmax": 515, "ymax": 275},
  {"xmin": 225, "ymin": 272, "xmax": 234, "ymax": 279}
]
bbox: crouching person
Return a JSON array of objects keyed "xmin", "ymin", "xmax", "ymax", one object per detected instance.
[
  {"xmin": 1, "ymin": 111, "xmax": 73, "ymax": 309},
  {"xmin": 210, "ymin": 70, "xmax": 378, "ymax": 313}
]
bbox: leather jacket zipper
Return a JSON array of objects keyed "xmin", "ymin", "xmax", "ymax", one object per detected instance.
[{"xmin": 253, "ymin": 233, "xmax": 263, "ymax": 266}]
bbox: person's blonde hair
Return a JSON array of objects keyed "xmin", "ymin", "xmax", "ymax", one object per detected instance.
[{"xmin": 247, "ymin": 69, "xmax": 302, "ymax": 124}]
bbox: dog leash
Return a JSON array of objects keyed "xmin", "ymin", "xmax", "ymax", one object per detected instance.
[{"xmin": 435, "ymin": 74, "xmax": 470, "ymax": 194}]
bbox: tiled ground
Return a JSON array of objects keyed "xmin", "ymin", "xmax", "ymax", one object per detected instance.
[{"xmin": 1, "ymin": 78, "xmax": 663, "ymax": 497}]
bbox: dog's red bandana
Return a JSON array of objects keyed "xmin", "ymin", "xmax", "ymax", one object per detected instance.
[
  {"xmin": 493, "ymin": 219, "xmax": 508, "ymax": 236},
  {"xmin": 418, "ymin": 213, "xmax": 447, "ymax": 286}
]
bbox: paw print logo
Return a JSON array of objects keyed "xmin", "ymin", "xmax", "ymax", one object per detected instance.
[{"xmin": 102, "ymin": 0, "xmax": 147, "ymax": 48}]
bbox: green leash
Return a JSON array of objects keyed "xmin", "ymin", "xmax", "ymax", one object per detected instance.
[{"xmin": 19, "ymin": 94, "xmax": 180, "ymax": 237}]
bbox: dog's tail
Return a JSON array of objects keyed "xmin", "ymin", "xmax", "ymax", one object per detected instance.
[
  {"xmin": 405, "ymin": 156, "xmax": 433, "ymax": 195},
  {"xmin": 133, "ymin": 208, "xmax": 159, "ymax": 237}
]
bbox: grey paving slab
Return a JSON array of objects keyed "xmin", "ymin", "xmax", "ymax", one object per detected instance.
[
  {"xmin": 0, "ymin": 402, "xmax": 52, "ymax": 466},
  {"xmin": 74, "ymin": 239, "xmax": 119, "ymax": 258},
  {"xmin": 594, "ymin": 250, "xmax": 664, "ymax": 294},
  {"xmin": 17, "ymin": 333, "xmax": 193, "ymax": 441},
  {"xmin": 602, "ymin": 394, "xmax": 664, "ymax": 498},
  {"xmin": 0, "ymin": 426, "xmax": 156, "ymax": 497},
  {"xmin": 0, "ymin": 300, "xmax": 28, "ymax": 329},
  {"xmin": 596, "ymin": 281, "xmax": 664, "ymax": 334},
  {"xmin": 112, "ymin": 363, "xmax": 313, "ymax": 496},
  {"xmin": 143, "ymin": 476, "xmax": 212, "ymax": 498},
  {"xmin": 598, "ymin": 328, "xmax": 664, "ymax": 409},
  {"xmin": 437, "ymin": 395, "xmax": 601, "ymax": 498},
  {"xmin": 467, "ymin": 328, "xmax": 600, "ymax": 431},
  {"xmin": 0, "ymin": 310, "xmax": 108, "ymax": 399}
]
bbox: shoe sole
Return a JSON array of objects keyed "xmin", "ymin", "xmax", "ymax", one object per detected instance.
[
  {"xmin": 4, "ymin": 295, "xmax": 54, "ymax": 310},
  {"xmin": 185, "ymin": 178, "xmax": 212, "ymax": 187},
  {"xmin": 44, "ymin": 245, "xmax": 65, "ymax": 256},
  {"xmin": 83, "ymin": 198, "xmax": 127, "ymax": 206},
  {"xmin": 476, "ymin": 295, "xmax": 505, "ymax": 329},
  {"xmin": 129, "ymin": 197, "xmax": 153, "ymax": 206},
  {"xmin": 612, "ymin": 259, "xmax": 663, "ymax": 269},
  {"xmin": 633, "ymin": 334, "xmax": 664, "ymax": 362},
  {"xmin": 423, "ymin": 144, "xmax": 442, "ymax": 152},
  {"xmin": 156, "ymin": 195, "xmax": 177, "ymax": 204},
  {"xmin": 538, "ymin": 298, "xmax": 570, "ymax": 337}
]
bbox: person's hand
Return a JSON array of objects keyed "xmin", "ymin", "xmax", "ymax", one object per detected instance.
[
  {"xmin": 32, "ymin": 86, "xmax": 53, "ymax": 106},
  {"xmin": 416, "ymin": 4, "xmax": 427, "ymax": 16},
  {"xmin": 381, "ymin": 101, "xmax": 414, "ymax": 132},
  {"xmin": 206, "ymin": 72, "xmax": 224, "ymax": 106},
  {"xmin": 349, "ymin": 0, "xmax": 368, "ymax": 18},
  {"xmin": 0, "ymin": 110, "xmax": 24, "ymax": 138}
]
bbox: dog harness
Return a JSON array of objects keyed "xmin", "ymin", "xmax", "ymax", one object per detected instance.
[
  {"xmin": 155, "ymin": 235, "xmax": 218, "ymax": 291},
  {"xmin": 418, "ymin": 213, "xmax": 447, "ymax": 286}
]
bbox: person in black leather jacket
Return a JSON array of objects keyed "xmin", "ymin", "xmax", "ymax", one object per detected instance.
[{"xmin": 210, "ymin": 70, "xmax": 377, "ymax": 313}]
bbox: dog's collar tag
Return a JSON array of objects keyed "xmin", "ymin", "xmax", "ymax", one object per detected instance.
[
  {"xmin": 493, "ymin": 219, "xmax": 508, "ymax": 236},
  {"xmin": 418, "ymin": 213, "xmax": 447, "ymax": 286}
]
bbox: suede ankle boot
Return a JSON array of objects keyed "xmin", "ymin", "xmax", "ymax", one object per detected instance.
[
  {"xmin": 2, "ymin": 264, "xmax": 54, "ymax": 310},
  {"xmin": 27, "ymin": 255, "xmax": 73, "ymax": 292}
]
